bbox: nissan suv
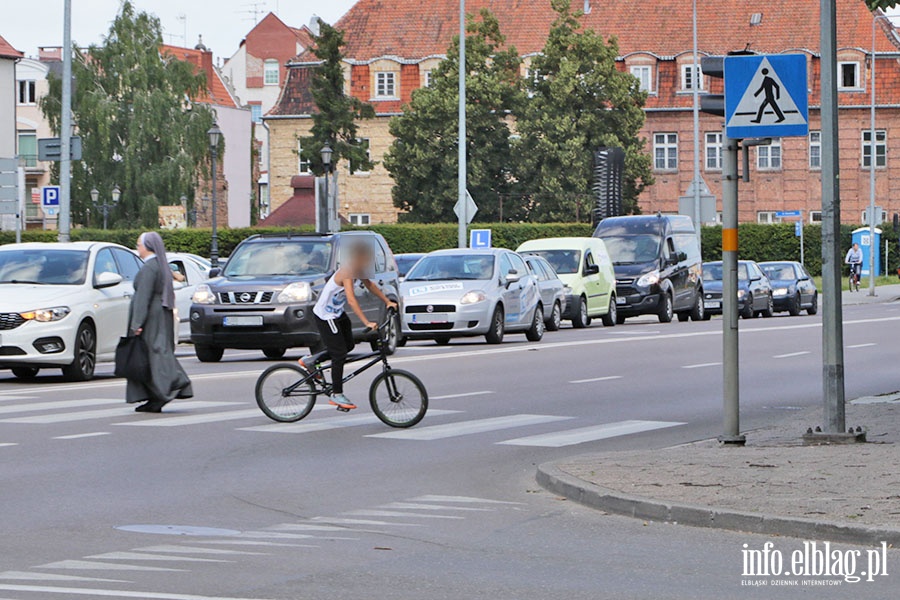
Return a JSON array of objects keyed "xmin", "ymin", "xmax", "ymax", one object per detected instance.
[{"xmin": 189, "ymin": 232, "xmax": 401, "ymax": 362}]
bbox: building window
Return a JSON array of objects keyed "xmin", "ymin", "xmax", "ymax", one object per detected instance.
[
  {"xmin": 681, "ymin": 64, "xmax": 703, "ymax": 91},
  {"xmin": 350, "ymin": 138, "xmax": 371, "ymax": 174},
  {"xmin": 861, "ymin": 129, "xmax": 887, "ymax": 169},
  {"xmin": 375, "ymin": 72, "xmax": 397, "ymax": 98},
  {"xmin": 349, "ymin": 213, "xmax": 370, "ymax": 226},
  {"xmin": 757, "ymin": 139, "xmax": 782, "ymax": 170},
  {"xmin": 424, "ymin": 70, "xmax": 434, "ymax": 87},
  {"xmin": 757, "ymin": 211, "xmax": 777, "ymax": 224},
  {"xmin": 838, "ymin": 62, "xmax": 860, "ymax": 90},
  {"xmin": 250, "ymin": 104, "xmax": 262, "ymax": 123},
  {"xmin": 809, "ymin": 210, "xmax": 822, "ymax": 223},
  {"xmin": 17, "ymin": 80, "xmax": 36, "ymax": 104},
  {"xmin": 258, "ymin": 184, "xmax": 270, "ymax": 217},
  {"xmin": 809, "ymin": 131, "xmax": 821, "ymax": 170},
  {"xmin": 264, "ymin": 59, "xmax": 279, "ymax": 86},
  {"xmin": 630, "ymin": 65, "xmax": 652, "ymax": 93},
  {"xmin": 653, "ymin": 133, "xmax": 678, "ymax": 171},
  {"xmin": 17, "ymin": 132, "xmax": 37, "ymax": 167},
  {"xmin": 704, "ymin": 132, "xmax": 722, "ymax": 170},
  {"xmin": 297, "ymin": 140, "xmax": 311, "ymax": 174}
]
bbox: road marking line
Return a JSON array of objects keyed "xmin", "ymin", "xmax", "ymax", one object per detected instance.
[
  {"xmin": 0, "ymin": 584, "xmax": 275, "ymax": 600},
  {"xmin": 0, "ymin": 398, "xmax": 122, "ymax": 416},
  {"xmin": 0, "ymin": 571, "xmax": 128, "ymax": 583},
  {"xmin": 53, "ymin": 432, "xmax": 110, "ymax": 440},
  {"xmin": 115, "ymin": 409, "xmax": 263, "ymax": 427},
  {"xmin": 346, "ymin": 510, "xmax": 465, "ymax": 520},
  {"xmin": 0, "ymin": 401, "xmax": 234, "ymax": 425},
  {"xmin": 681, "ymin": 362, "xmax": 721, "ymax": 369},
  {"xmin": 430, "ymin": 391, "xmax": 493, "ymax": 400},
  {"xmin": 37, "ymin": 560, "xmax": 185, "ymax": 572},
  {"xmin": 569, "ymin": 376, "xmax": 622, "ymax": 384},
  {"xmin": 497, "ymin": 420, "xmax": 687, "ymax": 448},
  {"xmin": 410, "ymin": 495, "xmax": 523, "ymax": 505},
  {"xmin": 239, "ymin": 409, "xmax": 459, "ymax": 434},
  {"xmin": 0, "ymin": 443, "xmax": 17, "ymax": 448},
  {"xmin": 367, "ymin": 414, "xmax": 573, "ymax": 441},
  {"xmin": 0, "ymin": 396, "xmax": 38, "ymax": 402},
  {"xmin": 382, "ymin": 502, "xmax": 493, "ymax": 512},
  {"xmin": 848, "ymin": 343, "xmax": 877, "ymax": 348},
  {"xmin": 310, "ymin": 517, "xmax": 421, "ymax": 527},
  {"xmin": 86, "ymin": 552, "xmax": 227, "ymax": 563},
  {"xmin": 135, "ymin": 545, "xmax": 264, "ymax": 556},
  {"xmin": 266, "ymin": 523, "xmax": 358, "ymax": 532},
  {"xmin": 192, "ymin": 540, "xmax": 317, "ymax": 548},
  {"xmin": 772, "ymin": 351, "xmax": 811, "ymax": 358}
]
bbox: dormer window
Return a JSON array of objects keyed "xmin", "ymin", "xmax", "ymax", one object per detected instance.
[
  {"xmin": 375, "ymin": 71, "xmax": 397, "ymax": 98},
  {"xmin": 838, "ymin": 62, "xmax": 860, "ymax": 90},
  {"xmin": 630, "ymin": 65, "xmax": 652, "ymax": 93},
  {"xmin": 681, "ymin": 64, "xmax": 703, "ymax": 91}
]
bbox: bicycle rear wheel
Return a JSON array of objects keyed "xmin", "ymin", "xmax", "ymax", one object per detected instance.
[
  {"xmin": 256, "ymin": 363, "xmax": 318, "ymax": 423},
  {"xmin": 369, "ymin": 369, "xmax": 428, "ymax": 428}
]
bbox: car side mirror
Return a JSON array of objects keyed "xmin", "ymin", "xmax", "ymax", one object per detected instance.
[
  {"xmin": 584, "ymin": 264, "xmax": 600, "ymax": 276},
  {"xmin": 208, "ymin": 267, "xmax": 221, "ymax": 278},
  {"xmin": 94, "ymin": 271, "xmax": 123, "ymax": 289},
  {"xmin": 506, "ymin": 269, "xmax": 521, "ymax": 286}
]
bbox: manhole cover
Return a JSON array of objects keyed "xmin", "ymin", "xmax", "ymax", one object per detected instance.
[{"xmin": 116, "ymin": 524, "xmax": 241, "ymax": 536}]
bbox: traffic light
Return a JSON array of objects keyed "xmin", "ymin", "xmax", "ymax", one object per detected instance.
[{"xmin": 700, "ymin": 56, "xmax": 725, "ymax": 116}]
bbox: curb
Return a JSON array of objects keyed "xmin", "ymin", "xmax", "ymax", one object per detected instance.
[{"xmin": 536, "ymin": 458, "xmax": 900, "ymax": 547}]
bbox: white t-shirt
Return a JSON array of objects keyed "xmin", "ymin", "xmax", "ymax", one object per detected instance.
[{"xmin": 313, "ymin": 274, "xmax": 347, "ymax": 320}]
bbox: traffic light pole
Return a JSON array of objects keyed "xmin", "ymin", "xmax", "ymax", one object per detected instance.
[{"xmin": 719, "ymin": 130, "xmax": 745, "ymax": 445}]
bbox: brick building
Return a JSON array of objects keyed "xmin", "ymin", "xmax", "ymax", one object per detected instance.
[{"xmin": 266, "ymin": 0, "xmax": 900, "ymax": 225}]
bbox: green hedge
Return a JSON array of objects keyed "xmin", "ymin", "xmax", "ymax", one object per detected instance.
[{"xmin": 2, "ymin": 221, "xmax": 892, "ymax": 277}]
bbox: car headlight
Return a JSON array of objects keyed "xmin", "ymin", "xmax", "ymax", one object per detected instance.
[
  {"xmin": 192, "ymin": 284, "xmax": 217, "ymax": 304},
  {"xmin": 460, "ymin": 291, "xmax": 487, "ymax": 305},
  {"xmin": 277, "ymin": 282, "xmax": 312, "ymax": 303},
  {"xmin": 772, "ymin": 287, "xmax": 790, "ymax": 297},
  {"xmin": 20, "ymin": 306, "xmax": 71, "ymax": 322},
  {"xmin": 737, "ymin": 289, "xmax": 747, "ymax": 300},
  {"xmin": 636, "ymin": 270, "xmax": 660, "ymax": 287}
]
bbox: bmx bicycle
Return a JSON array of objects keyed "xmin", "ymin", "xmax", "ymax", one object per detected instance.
[
  {"xmin": 848, "ymin": 263, "xmax": 861, "ymax": 292},
  {"xmin": 255, "ymin": 309, "xmax": 428, "ymax": 428}
]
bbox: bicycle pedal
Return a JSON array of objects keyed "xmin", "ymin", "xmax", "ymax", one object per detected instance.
[{"xmin": 336, "ymin": 406, "xmax": 350, "ymax": 412}]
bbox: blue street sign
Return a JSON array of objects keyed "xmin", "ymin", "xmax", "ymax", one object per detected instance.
[
  {"xmin": 41, "ymin": 185, "xmax": 60, "ymax": 208},
  {"xmin": 469, "ymin": 229, "xmax": 492, "ymax": 249},
  {"xmin": 795, "ymin": 221, "xmax": 802, "ymax": 237},
  {"xmin": 725, "ymin": 54, "xmax": 808, "ymax": 139},
  {"xmin": 775, "ymin": 210, "xmax": 802, "ymax": 218}
]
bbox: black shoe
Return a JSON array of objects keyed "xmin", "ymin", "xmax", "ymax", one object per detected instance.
[
  {"xmin": 136, "ymin": 400, "xmax": 165, "ymax": 413},
  {"xmin": 135, "ymin": 402, "xmax": 154, "ymax": 412}
]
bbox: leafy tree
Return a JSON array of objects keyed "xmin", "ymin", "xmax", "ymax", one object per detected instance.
[
  {"xmin": 41, "ymin": 1, "xmax": 216, "ymax": 228},
  {"xmin": 383, "ymin": 10, "xmax": 523, "ymax": 223},
  {"xmin": 867, "ymin": 1, "xmax": 899, "ymax": 9},
  {"xmin": 513, "ymin": 0, "xmax": 652, "ymax": 221},
  {"xmin": 299, "ymin": 22, "xmax": 375, "ymax": 175}
]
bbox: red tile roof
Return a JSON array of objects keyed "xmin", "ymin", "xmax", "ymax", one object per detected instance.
[
  {"xmin": 268, "ymin": 62, "xmax": 318, "ymax": 116},
  {"xmin": 160, "ymin": 44, "xmax": 237, "ymax": 108},
  {"xmin": 0, "ymin": 35, "xmax": 23, "ymax": 59}
]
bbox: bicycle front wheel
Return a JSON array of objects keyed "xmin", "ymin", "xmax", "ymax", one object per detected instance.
[
  {"xmin": 256, "ymin": 363, "xmax": 317, "ymax": 423},
  {"xmin": 369, "ymin": 369, "xmax": 428, "ymax": 428}
]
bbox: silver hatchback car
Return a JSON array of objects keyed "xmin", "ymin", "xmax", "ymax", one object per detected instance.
[{"xmin": 399, "ymin": 249, "xmax": 544, "ymax": 345}]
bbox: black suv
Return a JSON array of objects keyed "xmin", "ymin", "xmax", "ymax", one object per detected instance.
[{"xmin": 189, "ymin": 232, "xmax": 401, "ymax": 362}]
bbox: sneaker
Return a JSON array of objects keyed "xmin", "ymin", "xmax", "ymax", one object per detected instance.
[{"xmin": 328, "ymin": 394, "xmax": 357, "ymax": 410}]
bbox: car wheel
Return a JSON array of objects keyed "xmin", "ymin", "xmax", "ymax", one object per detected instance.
[
  {"xmin": 571, "ymin": 296, "xmax": 589, "ymax": 329},
  {"xmin": 196, "ymin": 344, "xmax": 224, "ymax": 362},
  {"xmin": 485, "ymin": 306, "xmax": 505, "ymax": 344},
  {"xmin": 397, "ymin": 336, "xmax": 408, "ymax": 347},
  {"xmin": 11, "ymin": 367, "xmax": 39, "ymax": 380},
  {"xmin": 657, "ymin": 292, "xmax": 673, "ymax": 323},
  {"xmin": 761, "ymin": 294, "xmax": 774, "ymax": 318},
  {"xmin": 525, "ymin": 305, "xmax": 545, "ymax": 341},
  {"xmin": 615, "ymin": 313, "xmax": 627, "ymax": 325},
  {"xmin": 677, "ymin": 312, "xmax": 690, "ymax": 322},
  {"xmin": 807, "ymin": 293, "xmax": 818, "ymax": 315},
  {"xmin": 62, "ymin": 322, "xmax": 96, "ymax": 382},
  {"xmin": 690, "ymin": 293, "xmax": 705, "ymax": 321},
  {"xmin": 601, "ymin": 296, "xmax": 617, "ymax": 327},
  {"xmin": 371, "ymin": 311, "xmax": 400, "ymax": 355},
  {"xmin": 740, "ymin": 295, "xmax": 754, "ymax": 319},
  {"xmin": 546, "ymin": 302, "xmax": 562, "ymax": 332},
  {"xmin": 788, "ymin": 292, "xmax": 802, "ymax": 317},
  {"xmin": 263, "ymin": 348, "xmax": 286, "ymax": 360},
  {"xmin": 434, "ymin": 336, "xmax": 451, "ymax": 346}
]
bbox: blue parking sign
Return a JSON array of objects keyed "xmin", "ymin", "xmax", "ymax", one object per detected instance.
[
  {"xmin": 41, "ymin": 186, "xmax": 60, "ymax": 208},
  {"xmin": 470, "ymin": 229, "xmax": 492, "ymax": 249}
]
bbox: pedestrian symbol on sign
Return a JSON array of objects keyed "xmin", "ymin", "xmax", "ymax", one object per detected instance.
[
  {"xmin": 751, "ymin": 69, "xmax": 785, "ymax": 124},
  {"xmin": 724, "ymin": 54, "xmax": 808, "ymax": 139}
]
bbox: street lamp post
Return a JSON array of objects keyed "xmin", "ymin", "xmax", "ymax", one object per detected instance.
[
  {"xmin": 91, "ymin": 186, "xmax": 119, "ymax": 230},
  {"xmin": 320, "ymin": 142, "xmax": 333, "ymax": 234},
  {"xmin": 207, "ymin": 123, "xmax": 222, "ymax": 268}
]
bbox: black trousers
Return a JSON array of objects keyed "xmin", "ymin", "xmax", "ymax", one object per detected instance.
[{"xmin": 314, "ymin": 313, "xmax": 355, "ymax": 394}]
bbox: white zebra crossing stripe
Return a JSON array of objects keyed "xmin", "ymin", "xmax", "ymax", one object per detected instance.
[
  {"xmin": 239, "ymin": 409, "xmax": 459, "ymax": 434},
  {"xmin": 37, "ymin": 560, "xmax": 186, "ymax": 572},
  {"xmin": 134, "ymin": 545, "xmax": 264, "ymax": 556},
  {"xmin": 0, "ymin": 571, "xmax": 128, "ymax": 583},
  {"xmin": 86, "ymin": 552, "xmax": 227, "ymax": 563},
  {"xmin": 53, "ymin": 432, "xmax": 110, "ymax": 440},
  {"xmin": 0, "ymin": 397, "xmax": 122, "ymax": 416},
  {"xmin": 0, "ymin": 443, "xmax": 17, "ymax": 448},
  {"xmin": 366, "ymin": 414, "xmax": 573, "ymax": 441},
  {"xmin": 0, "ymin": 584, "xmax": 275, "ymax": 600},
  {"xmin": 0, "ymin": 401, "xmax": 234, "ymax": 425},
  {"xmin": 497, "ymin": 420, "xmax": 686, "ymax": 447},
  {"xmin": 346, "ymin": 510, "xmax": 465, "ymax": 520},
  {"xmin": 430, "ymin": 391, "xmax": 494, "ymax": 400},
  {"xmin": 381, "ymin": 502, "xmax": 493, "ymax": 512},
  {"xmin": 116, "ymin": 409, "xmax": 263, "ymax": 427},
  {"xmin": 410, "ymin": 495, "xmax": 523, "ymax": 505}
]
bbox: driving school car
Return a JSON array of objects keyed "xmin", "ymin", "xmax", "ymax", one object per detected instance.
[{"xmin": 399, "ymin": 248, "xmax": 544, "ymax": 345}]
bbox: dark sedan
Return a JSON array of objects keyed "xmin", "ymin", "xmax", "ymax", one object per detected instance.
[
  {"xmin": 702, "ymin": 261, "xmax": 774, "ymax": 319},
  {"xmin": 759, "ymin": 261, "xmax": 818, "ymax": 316}
]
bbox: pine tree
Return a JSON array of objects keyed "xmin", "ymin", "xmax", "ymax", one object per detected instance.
[
  {"xmin": 41, "ymin": 1, "xmax": 216, "ymax": 228},
  {"xmin": 383, "ymin": 10, "xmax": 523, "ymax": 223}
]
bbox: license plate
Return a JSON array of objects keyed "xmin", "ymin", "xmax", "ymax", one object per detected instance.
[
  {"xmin": 223, "ymin": 316, "xmax": 263, "ymax": 327},
  {"xmin": 616, "ymin": 297, "xmax": 627, "ymax": 305},
  {"xmin": 411, "ymin": 313, "xmax": 450, "ymax": 324},
  {"xmin": 704, "ymin": 301, "xmax": 721, "ymax": 309}
]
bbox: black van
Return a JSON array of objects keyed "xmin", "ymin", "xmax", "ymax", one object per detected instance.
[{"xmin": 593, "ymin": 214, "xmax": 704, "ymax": 324}]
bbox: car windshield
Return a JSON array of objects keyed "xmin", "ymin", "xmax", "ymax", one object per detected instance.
[
  {"xmin": 601, "ymin": 235, "xmax": 661, "ymax": 265},
  {"xmin": 395, "ymin": 255, "xmax": 423, "ymax": 278},
  {"xmin": 761, "ymin": 264, "xmax": 795, "ymax": 281},
  {"xmin": 525, "ymin": 250, "xmax": 581, "ymax": 275},
  {"xmin": 405, "ymin": 254, "xmax": 494, "ymax": 281},
  {"xmin": 703, "ymin": 263, "xmax": 749, "ymax": 281},
  {"xmin": 0, "ymin": 249, "xmax": 89, "ymax": 285},
  {"xmin": 223, "ymin": 241, "xmax": 333, "ymax": 277}
]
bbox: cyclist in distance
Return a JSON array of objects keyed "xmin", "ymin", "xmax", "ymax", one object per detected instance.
[{"xmin": 845, "ymin": 242, "xmax": 863, "ymax": 291}]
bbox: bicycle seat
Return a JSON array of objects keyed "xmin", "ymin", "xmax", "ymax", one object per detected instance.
[{"xmin": 300, "ymin": 350, "xmax": 330, "ymax": 367}]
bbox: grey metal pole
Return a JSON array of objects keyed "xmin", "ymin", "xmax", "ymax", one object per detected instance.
[
  {"xmin": 868, "ymin": 15, "xmax": 879, "ymax": 296},
  {"xmin": 16, "ymin": 165, "xmax": 24, "ymax": 244},
  {"xmin": 691, "ymin": 0, "xmax": 702, "ymax": 239},
  {"xmin": 800, "ymin": 211, "xmax": 805, "ymax": 266},
  {"xmin": 58, "ymin": 0, "xmax": 72, "ymax": 242},
  {"xmin": 457, "ymin": 0, "xmax": 467, "ymax": 248},
  {"xmin": 720, "ymin": 129, "xmax": 744, "ymax": 445},
  {"xmin": 210, "ymin": 147, "xmax": 219, "ymax": 268},
  {"xmin": 820, "ymin": 0, "xmax": 845, "ymax": 433}
]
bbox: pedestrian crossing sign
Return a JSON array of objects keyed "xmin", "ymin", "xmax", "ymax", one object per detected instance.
[{"xmin": 724, "ymin": 54, "xmax": 808, "ymax": 139}]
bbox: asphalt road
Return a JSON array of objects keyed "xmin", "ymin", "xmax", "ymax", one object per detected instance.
[{"xmin": 1, "ymin": 301, "xmax": 899, "ymax": 599}]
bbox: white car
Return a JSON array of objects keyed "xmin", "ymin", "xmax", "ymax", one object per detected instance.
[
  {"xmin": 167, "ymin": 252, "xmax": 210, "ymax": 342},
  {"xmin": 0, "ymin": 242, "xmax": 143, "ymax": 381}
]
